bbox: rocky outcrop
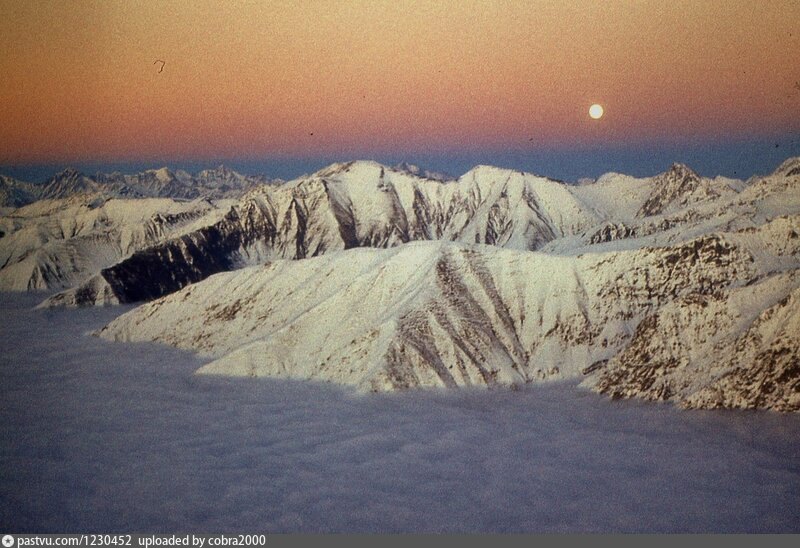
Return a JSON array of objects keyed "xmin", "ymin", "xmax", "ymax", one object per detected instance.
[
  {"xmin": 589, "ymin": 222, "xmax": 636, "ymax": 244},
  {"xmin": 588, "ymin": 272, "xmax": 800, "ymax": 412},
  {"xmin": 637, "ymin": 163, "xmax": 715, "ymax": 218},
  {"xmin": 773, "ymin": 156, "xmax": 800, "ymax": 178},
  {"xmin": 39, "ymin": 169, "xmax": 104, "ymax": 200}
]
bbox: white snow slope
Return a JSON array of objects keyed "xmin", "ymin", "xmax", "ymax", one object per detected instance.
[{"xmin": 0, "ymin": 195, "xmax": 231, "ymax": 290}]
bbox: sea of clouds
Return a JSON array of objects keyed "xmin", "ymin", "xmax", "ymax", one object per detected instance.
[{"xmin": 1, "ymin": 292, "xmax": 799, "ymax": 533}]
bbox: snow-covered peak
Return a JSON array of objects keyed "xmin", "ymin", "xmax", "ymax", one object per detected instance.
[
  {"xmin": 39, "ymin": 168, "xmax": 100, "ymax": 200},
  {"xmin": 773, "ymin": 156, "xmax": 800, "ymax": 177},
  {"xmin": 146, "ymin": 167, "xmax": 175, "ymax": 182},
  {"xmin": 0, "ymin": 174, "xmax": 32, "ymax": 188},
  {"xmin": 392, "ymin": 162, "xmax": 453, "ymax": 182},
  {"xmin": 594, "ymin": 172, "xmax": 640, "ymax": 186},
  {"xmin": 50, "ymin": 167, "xmax": 84, "ymax": 181},
  {"xmin": 636, "ymin": 163, "xmax": 706, "ymax": 218},
  {"xmin": 664, "ymin": 162, "xmax": 699, "ymax": 182},
  {"xmin": 0, "ymin": 174, "xmax": 38, "ymax": 208},
  {"xmin": 309, "ymin": 160, "xmax": 452, "ymax": 186},
  {"xmin": 311, "ymin": 160, "xmax": 388, "ymax": 180},
  {"xmin": 460, "ymin": 164, "xmax": 561, "ymax": 186},
  {"xmin": 462, "ymin": 164, "xmax": 518, "ymax": 179},
  {"xmin": 197, "ymin": 164, "xmax": 237, "ymax": 178}
]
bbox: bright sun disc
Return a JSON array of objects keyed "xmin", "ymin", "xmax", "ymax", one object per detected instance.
[{"xmin": 589, "ymin": 104, "xmax": 604, "ymax": 119}]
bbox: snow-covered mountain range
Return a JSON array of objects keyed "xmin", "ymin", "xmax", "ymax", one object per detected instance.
[
  {"xmin": 0, "ymin": 165, "xmax": 277, "ymax": 208},
  {"xmin": 3, "ymin": 158, "xmax": 798, "ymax": 411},
  {"xmin": 0, "ymin": 175, "xmax": 40, "ymax": 209},
  {"xmin": 0, "ymin": 194, "xmax": 234, "ymax": 290}
]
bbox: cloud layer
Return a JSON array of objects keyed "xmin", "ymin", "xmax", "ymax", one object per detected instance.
[{"xmin": 1, "ymin": 292, "xmax": 799, "ymax": 532}]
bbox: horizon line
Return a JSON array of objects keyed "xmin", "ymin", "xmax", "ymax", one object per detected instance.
[{"xmin": 2, "ymin": 147, "xmax": 799, "ymax": 185}]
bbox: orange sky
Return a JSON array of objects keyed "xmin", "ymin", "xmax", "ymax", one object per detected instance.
[{"xmin": 1, "ymin": 0, "xmax": 798, "ymax": 164}]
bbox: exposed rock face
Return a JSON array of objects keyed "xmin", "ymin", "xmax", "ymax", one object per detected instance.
[
  {"xmin": 42, "ymin": 274, "xmax": 119, "ymax": 307},
  {"xmin": 39, "ymin": 169, "xmax": 104, "ymax": 200},
  {"xmin": 588, "ymin": 273, "xmax": 800, "ymax": 412},
  {"xmin": 773, "ymin": 156, "xmax": 800, "ymax": 178},
  {"xmin": 95, "ymin": 200, "xmax": 275, "ymax": 303},
  {"xmin": 0, "ymin": 197, "xmax": 228, "ymax": 290},
  {"xmin": 589, "ymin": 222, "xmax": 636, "ymax": 244},
  {"xmin": 392, "ymin": 162, "xmax": 453, "ymax": 182},
  {"xmin": 636, "ymin": 163, "xmax": 710, "ymax": 218},
  {"xmin": 683, "ymin": 289, "xmax": 799, "ymax": 412}
]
